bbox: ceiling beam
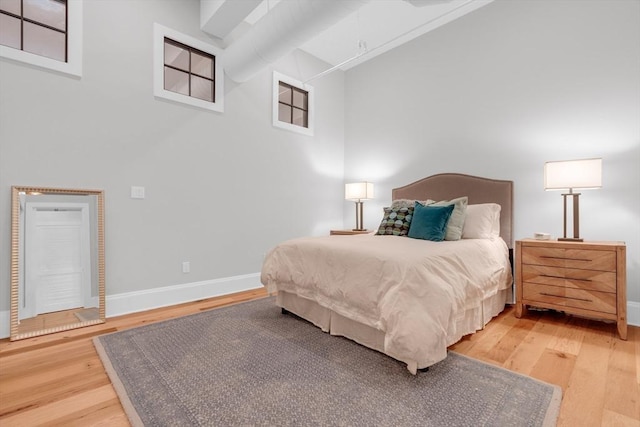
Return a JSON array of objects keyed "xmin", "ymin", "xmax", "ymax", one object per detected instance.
[
  {"xmin": 200, "ymin": 0, "xmax": 263, "ymax": 39},
  {"xmin": 223, "ymin": 0, "xmax": 370, "ymax": 83}
]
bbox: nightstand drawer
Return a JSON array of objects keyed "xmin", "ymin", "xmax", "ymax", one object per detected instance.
[
  {"xmin": 522, "ymin": 247, "xmax": 616, "ymax": 271},
  {"xmin": 523, "ymin": 283, "xmax": 617, "ymax": 314},
  {"xmin": 521, "ymin": 264, "xmax": 616, "ymax": 293}
]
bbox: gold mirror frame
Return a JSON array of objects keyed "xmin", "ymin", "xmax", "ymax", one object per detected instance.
[{"xmin": 10, "ymin": 186, "xmax": 105, "ymax": 340}]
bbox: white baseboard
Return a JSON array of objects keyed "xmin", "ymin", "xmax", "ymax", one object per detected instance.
[
  {"xmin": 628, "ymin": 301, "xmax": 640, "ymax": 327},
  {"xmin": 2, "ymin": 292, "xmax": 638, "ymax": 340},
  {"xmin": 105, "ymin": 273, "xmax": 262, "ymax": 318},
  {"xmin": 0, "ymin": 273, "xmax": 262, "ymax": 339},
  {"xmin": 0, "ymin": 311, "xmax": 8, "ymax": 339}
]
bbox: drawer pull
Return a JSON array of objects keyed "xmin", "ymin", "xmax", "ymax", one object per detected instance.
[
  {"xmin": 540, "ymin": 274, "xmax": 593, "ymax": 282},
  {"xmin": 539, "ymin": 292, "xmax": 592, "ymax": 302},
  {"xmin": 540, "ymin": 256, "xmax": 590, "ymax": 262}
]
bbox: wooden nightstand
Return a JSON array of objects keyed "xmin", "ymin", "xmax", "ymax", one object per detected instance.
[
  {"xmin": 330, "ymin": 230, "xmax": 371, "ymax": 235},
  {"xmin": 515, "ymin": 239, "xmax": 627, "ymax": 339}
]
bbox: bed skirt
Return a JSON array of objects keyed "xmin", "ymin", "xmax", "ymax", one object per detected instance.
[{"xmin": 275, "ymin": 289, "xmax": 509, "ymax": 372}]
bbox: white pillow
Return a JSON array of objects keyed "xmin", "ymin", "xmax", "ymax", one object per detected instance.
[
  {"xmin": 390, "ymin": 199, "xmax": 430, "ymax": 209},
  {"xmin": 462, "ymin": 203, "xmax": 501, "ymax": 239},
  {"xmin": 428, "ymin": 196, "xmax": 468, "ymax": 241}
]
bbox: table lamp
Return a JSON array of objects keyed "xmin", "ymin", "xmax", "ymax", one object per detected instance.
[
  {"xmin": 345, "ymin": 182, "xmax": 374, "ymax": 231},
  {"xmin": 544, "ymin": 158, "xmax": 602, "ymax": 241}
]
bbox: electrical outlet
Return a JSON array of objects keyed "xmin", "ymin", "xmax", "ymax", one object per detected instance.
[{"xmin": 182, "ymin": 261, "xmax": 190, "ymax": 273}]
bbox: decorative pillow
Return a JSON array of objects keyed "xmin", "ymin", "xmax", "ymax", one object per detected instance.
[
  {"xmin": 376, "ymin": 206, "xmax": 414, "ymax": 236},
  {"xmin": 390, "ymin": 199, "xmax": 431, "ymax": 209},
  {"xmin": 462, "ymin": 203, "xmax": 501, "ymax": 239},
  {"xmin": 407, "ymin": 202, "xmax": 455, "ymax": 242},
  {"xmin": 428, "ymin": 196, "xmax": 468, "ymax": 241}
]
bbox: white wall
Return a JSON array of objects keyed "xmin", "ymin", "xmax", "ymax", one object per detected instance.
[
  {"xmin": 344, "ymin": 0, "xmax": 640, "ymax": 306},
  {"xmin": 1, "ymin": 0, "xmax": 638, "ymax": 330},
  {"xmin": 0, "ymin": 0, "xmax": 346, "ymax": 315}
]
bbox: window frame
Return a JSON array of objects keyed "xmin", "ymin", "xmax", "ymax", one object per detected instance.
[
  {"xmin": 153, "ymin": 23, "xmax": 224, "ymax": 113},
  {"xmin": 0, "ymin": 0, "xmax": 82, "ymax": 77},
  {"xmin": 272, "ymin": 71, "xmax": 314, "ymax": 136}
]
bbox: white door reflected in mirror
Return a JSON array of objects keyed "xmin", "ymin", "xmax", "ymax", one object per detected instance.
[{"xmin": 10, "ymin": 187, "xmax": 105, "ymax": 341}]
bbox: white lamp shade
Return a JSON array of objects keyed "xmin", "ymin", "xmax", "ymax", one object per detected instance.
[
  {"xmin": 544, "ymin": 158, "xmax": 602, "ymax": 190},
  {"xmin": 345, "ymin": 182, "xmax": 374, "ymax": 200}
]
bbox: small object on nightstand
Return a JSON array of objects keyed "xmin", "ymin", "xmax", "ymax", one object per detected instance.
[
  {"xmin": 330, "ymin": 230, "xmax": 371, "ymax": 236},
  {"xmin": 515, "ymin": 238, "xmax": 627, "ymax": 340},
  {"xmin": 533, "ymin": 232, "xmax": 550, "ymax": 240}
]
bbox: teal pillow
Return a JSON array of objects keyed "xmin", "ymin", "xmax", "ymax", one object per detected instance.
[
  {"xmin": 407, "ymin": 202, "xmax": 455, "ymax": 241},
  {"xmin": 429, "ymin": 196, "xmax": 468, "ymax": 241},
  {"xmin": 376, "ymin": 206, "xmax": 414, "ymax": 236}
]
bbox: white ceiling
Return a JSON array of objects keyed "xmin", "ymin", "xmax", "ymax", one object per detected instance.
[
  {"xmin": 244, "ymin": 0, "xmax": 493, "ymax": 70},
  {"xmin": 202, "ymin": 0, "xmax": 493, "ymax": 76}
]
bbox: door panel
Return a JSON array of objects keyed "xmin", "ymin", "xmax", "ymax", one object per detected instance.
[{"xmin": 23, "ymin": 204, "xmax": 91, "ymax": 318}]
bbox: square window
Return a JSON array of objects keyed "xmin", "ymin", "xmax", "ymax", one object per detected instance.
[
  {"xmin": 273, "ymin": 73, "xmax": 313, "ymax": 135},
  {"xmin": 154, "ymin": 24, "xmax": 223, "ymax": 112},
  {"xmin": 0, "ymin": 0, "xmax": 74, "ymax": 73},
  {"xmin": 163, "ymin": 38, "xmax": 215, "ymax": 103}
]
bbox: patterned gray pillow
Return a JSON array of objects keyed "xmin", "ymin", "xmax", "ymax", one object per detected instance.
[{"xmin": 376, "ymin": 206, "xmax": 414, "ymax": 236}]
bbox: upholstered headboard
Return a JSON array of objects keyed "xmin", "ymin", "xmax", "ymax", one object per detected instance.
[{"xmin": 392, "ymin": 173, "xmax": 514, "ymax": 249}]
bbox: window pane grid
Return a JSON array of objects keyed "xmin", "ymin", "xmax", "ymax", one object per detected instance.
[
  {"xmin": 164, "ymin": 37, "xmax": 215, "ymax": 103},
  {"xmin": 278, "ymin": 81, "xmax": 308, "ymax": 128},
  {"xmin": 0, "ymin": 0, "xmax": 67, "ymax": 62}
]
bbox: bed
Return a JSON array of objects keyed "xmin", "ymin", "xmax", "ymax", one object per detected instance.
[{"xmin": 261, "ymin": 173, "xmax": 514, "ymax": 374}]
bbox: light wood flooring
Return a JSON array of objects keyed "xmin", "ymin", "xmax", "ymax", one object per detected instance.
[
  {"xmin": 15, "ymin": 307, "xmax": 101, "ymax": 336},
  {"xmin": 1, "ymin": 288, "xmax": 638, "ymax": 426}
]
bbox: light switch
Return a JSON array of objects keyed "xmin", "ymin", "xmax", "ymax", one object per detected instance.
[
  {"xmin": 182, "ymin": 261, "xmax": 190, "ymax": 273},
  {"xmin": 131, "ymin": 186, "xmax": 145, "ymax": 199}
]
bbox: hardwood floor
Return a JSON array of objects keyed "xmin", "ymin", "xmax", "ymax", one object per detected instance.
[{"xmin": 1, "ymin": 289, "xmax": 638, "ymax": 426}]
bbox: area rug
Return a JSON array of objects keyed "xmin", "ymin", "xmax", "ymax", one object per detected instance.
[{"xmin": 94, "ymin": 297, "xmax": 562, "ymax": 426}]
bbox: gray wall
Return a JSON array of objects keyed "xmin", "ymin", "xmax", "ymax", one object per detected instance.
[
  {"xmin": 344, "ymin": 0, "xmax": 640, "ymax": 303},
  {"xmin": 0, "ymin": 0, "xmax": 345, "ymax": 309}
]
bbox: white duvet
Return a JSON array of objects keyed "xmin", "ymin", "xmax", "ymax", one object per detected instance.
[{"xmin": 260, "ymin": 234, "xmax": 513, "ymax": 371}]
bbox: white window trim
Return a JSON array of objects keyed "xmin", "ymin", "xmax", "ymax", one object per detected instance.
[
  {"xmin": 0, "ymin": 0, "xmax": 82, "ymax": 77},
  {"xmin": 272, "ymin": 71, "xmax": 314, "ymax": 137},
  {"xmin": 153, "ymin": 23, "xmax": 224, "ymax": 113}
]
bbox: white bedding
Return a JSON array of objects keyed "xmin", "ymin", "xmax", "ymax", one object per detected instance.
[{"xmin": 260, "ymin": 234, "xmax": 513, "ymax": 371}]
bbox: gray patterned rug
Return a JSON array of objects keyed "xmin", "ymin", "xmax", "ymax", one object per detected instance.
[{"xmin": 94, "ymin": 297, "xmax": 561, "ymax": 426}]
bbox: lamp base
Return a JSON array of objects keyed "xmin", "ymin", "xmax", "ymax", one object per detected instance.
[
  {"xmin": 352, "ymin": 228, "xmax": 367, "ymax": 232},
  {"xmin": 558, "ymin": 237, "xmax": 584, "ymax": 242}
]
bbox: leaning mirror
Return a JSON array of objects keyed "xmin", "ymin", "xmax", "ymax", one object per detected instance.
[{"xmin": 10, "ymin": 186, "xmax": 105, "ymax": 340}]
